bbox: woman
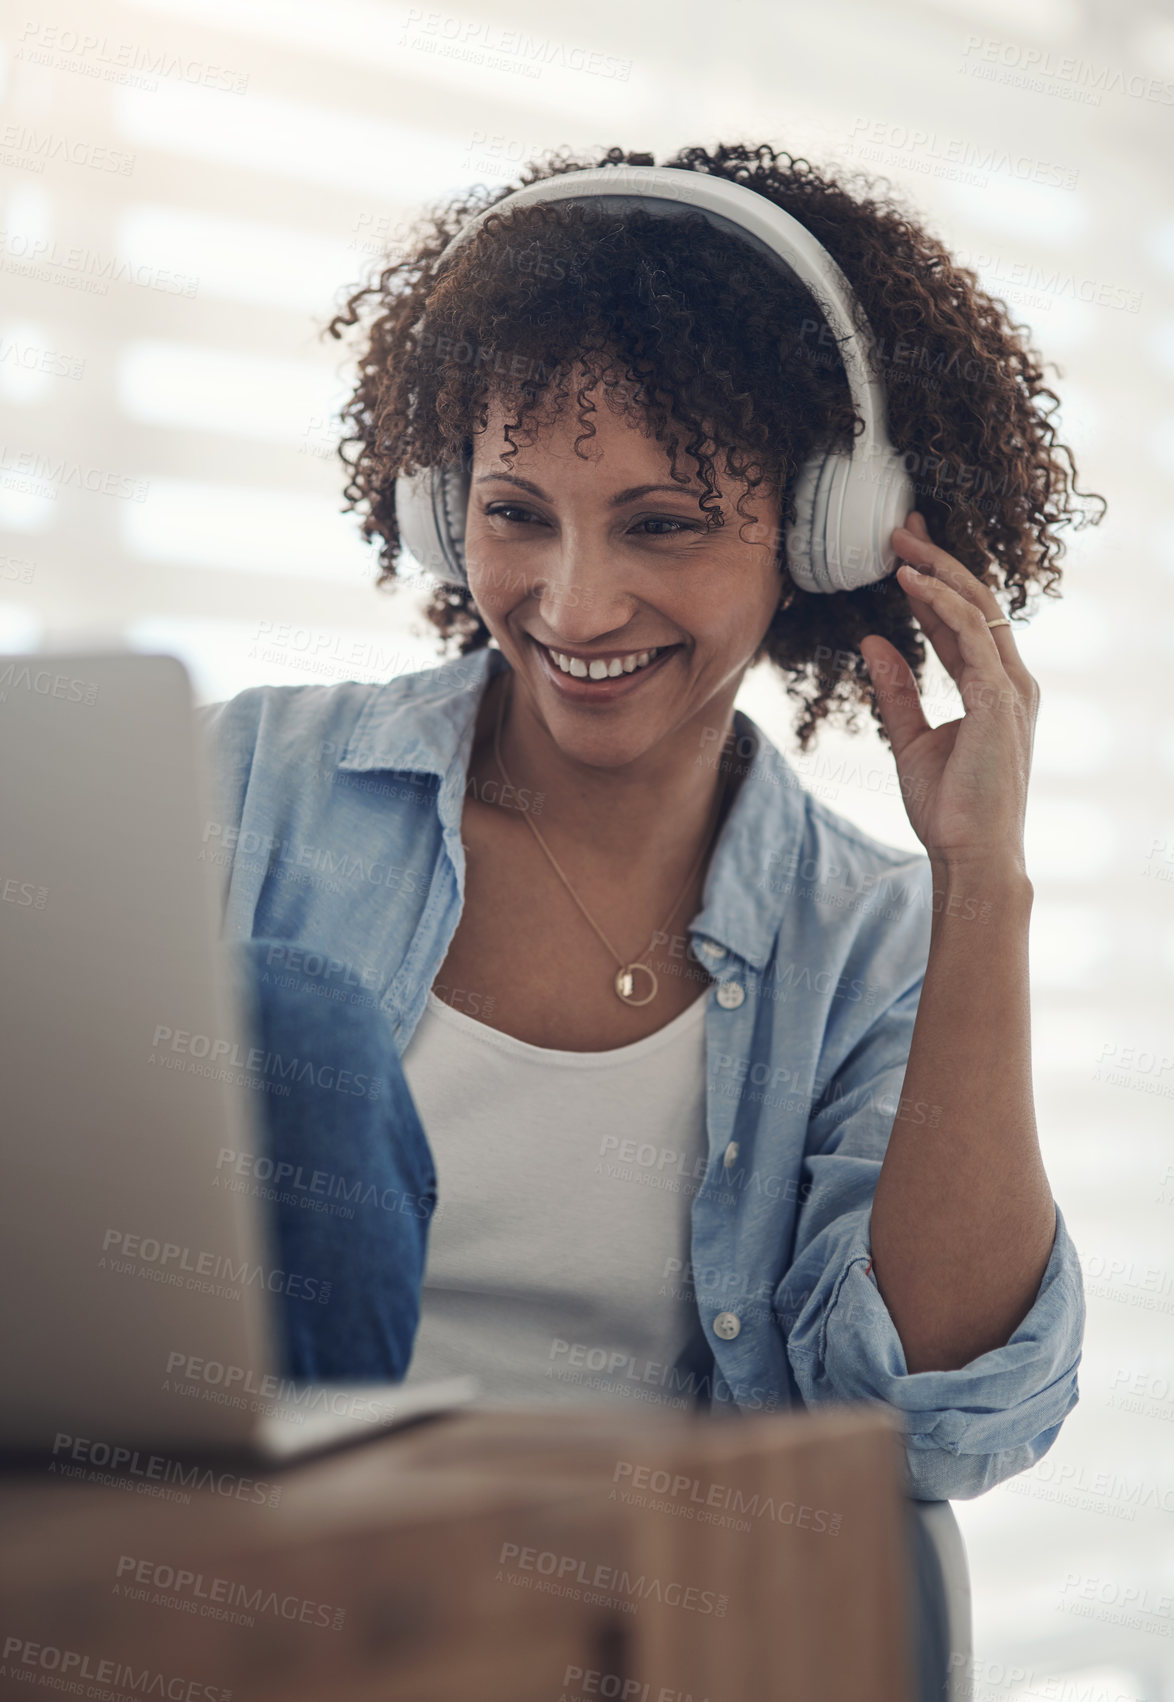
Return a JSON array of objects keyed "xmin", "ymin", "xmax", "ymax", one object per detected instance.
[{"xmin": 202, "ymin": 141, "xmax": 1102, "ymax": 1503}]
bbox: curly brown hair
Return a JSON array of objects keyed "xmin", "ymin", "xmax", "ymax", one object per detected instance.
[{"xmin": 325, "ymin": 140, "xmax": 1105, "ymax": 751}]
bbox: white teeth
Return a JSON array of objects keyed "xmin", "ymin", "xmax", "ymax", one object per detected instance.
[{"xmin": 546, "ymin": 644, "xmax": 664, "ymax": 679}]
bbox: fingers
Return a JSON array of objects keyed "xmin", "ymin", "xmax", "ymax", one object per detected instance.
[
  {"xmin": 891, "ymin": 513, "xmax": 1029, "ymax": 690},
  {"xmin": 893, "ymin": 514, "xmax": 1008, "ymax": 632},
  {"xmin": 860, "ymin": 633, "xmax": 930, "ymax": 758},
  {"xmin": 890, "ymin": 514, "xmax": 966, "ymax": 677},
  {"xmin": 896, "ymin": 559, "xmax": 1009, "ymax": 680},
  {"xmin": 866, "ymin": 514, "xmax": 1038, "ymax": 738}
]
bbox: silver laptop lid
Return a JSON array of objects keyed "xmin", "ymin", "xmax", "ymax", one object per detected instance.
[{"xmin": 0, "ymin": 651, "xmax": 275, "ymax": 1453}]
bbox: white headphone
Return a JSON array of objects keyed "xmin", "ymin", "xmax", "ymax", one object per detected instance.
[{"xmin": 393, "ymin": 164, "xmax": 913, "ymax": 597}]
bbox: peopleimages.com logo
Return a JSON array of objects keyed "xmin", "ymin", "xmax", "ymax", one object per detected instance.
[
  {"xmin": 47, "ymin": 1430, "xmax": 281, "ymax": 1506},
  {"xmin": 100, "ymin": 1229, "xmax": 331, "ymax": 1306},
  {"xmin": 1, "ymin": 1639, "xmax": 232, "ymax": 1701},
  {"xmin": 149, "ymin": 1023, "xmax": 384, "ymax": 1101}
]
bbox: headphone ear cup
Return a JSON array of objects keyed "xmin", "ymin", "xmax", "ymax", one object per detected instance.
[
  {"xmin": 440, "ymin": 462, "xmax": 471, "ymax": 584},
  {"xmin": 785, "ymin": 448, "xmax": 914, "ymax": 595},
  {"xmin": 824, "ymin": 449, "xmax": 915, "ymax": 594},
  {"xmin": 394, "ymin": 465, "xmax": 471, "ymax": 588},
  {"xmin": 784, "ymin": 451, "xmax": 836, "ymax": 595}
]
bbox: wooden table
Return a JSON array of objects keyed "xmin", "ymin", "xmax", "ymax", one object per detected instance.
[{"xmin": 0, "ymin": 1401, "xmax": 912, "ymax": 1701}]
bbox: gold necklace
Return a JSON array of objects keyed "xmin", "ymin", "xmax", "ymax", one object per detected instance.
[{"xmin": 491, "ymin": 669, "xmax": 729, "ymax": 1008}]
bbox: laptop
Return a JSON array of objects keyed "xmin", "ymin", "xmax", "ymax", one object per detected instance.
[{"xmin": 0, "ymin": 648, "xmax": 479, "ymax": 1465}]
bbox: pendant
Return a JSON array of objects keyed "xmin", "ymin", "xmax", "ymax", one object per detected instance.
[{"xmin": 615, "ymin": 963, "xmax": 658, "ymax": 1006}]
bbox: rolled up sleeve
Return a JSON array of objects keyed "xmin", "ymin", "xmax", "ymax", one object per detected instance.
[{"xmin": 777, "ymin": 978, "xmax": 1086, "ymax": 1501}]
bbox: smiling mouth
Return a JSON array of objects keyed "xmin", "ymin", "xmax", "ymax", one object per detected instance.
[{"xmin": 530, "ymin": 637, "xmax": 682, "ymax": 681}]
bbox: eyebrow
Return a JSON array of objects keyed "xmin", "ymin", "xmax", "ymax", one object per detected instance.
[{"xmin": 473, "ymin": 473, "xmax": 707, "ymax": 507}]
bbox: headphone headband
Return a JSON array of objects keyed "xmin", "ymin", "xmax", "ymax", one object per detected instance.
[
  {"xmin": 436, "ymin": 167, "xmax": 891, "ymax": 453},
  {"xmin": 393, "ymin": 163, "xmax": 913, "ymax": 596}
]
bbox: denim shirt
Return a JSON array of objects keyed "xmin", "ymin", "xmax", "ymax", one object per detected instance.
[{"xmin": 197, "ymin": 642, "xmax": 1084, "ymax": 1500}]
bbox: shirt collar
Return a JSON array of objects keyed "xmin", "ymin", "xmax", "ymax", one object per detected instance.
[
  {"xmin": 339, "ymin": 644, "xmax": 499, "ymax": 780},
  {"xmin": 338, "ymin": 645, "xmax": 804, "ymax": 972}
]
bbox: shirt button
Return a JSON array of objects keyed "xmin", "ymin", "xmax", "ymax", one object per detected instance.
[
  {"xmin": 715, "ymin": 981, "xmax": 745, "ymax": 1009},
  {"xmin": 723, "ymin": 1141, "xmax": 739, "ymax": 1169},
  {"xmin": 697, "ymin": 940, "xmax": 724, "ymax": 958},
  {"xmin": 713, "ymin": 1312, "xmax": 741, "ymax": 1340}
]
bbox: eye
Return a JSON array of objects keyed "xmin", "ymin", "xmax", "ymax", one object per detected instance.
[
  {"xmin": 631, "ymin": 516, "xmax": 703, "ymax": 537},
  {"xmin": 484, "ymin": 502, "xmax": 545, "ymax": 526},
  {"xmin": 482, "ymin": 504, "xmax": 703, "ymax": 536}
]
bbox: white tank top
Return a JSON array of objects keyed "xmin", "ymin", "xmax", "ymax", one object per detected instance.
[{"xmin": 398, "ymin": 987, "xmax": 714, "ymax": 1413}]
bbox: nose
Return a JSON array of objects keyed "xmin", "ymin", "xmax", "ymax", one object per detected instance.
[{"xmin": 531, "ymin": 535, "xmax": 638, "ymax": 646}]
